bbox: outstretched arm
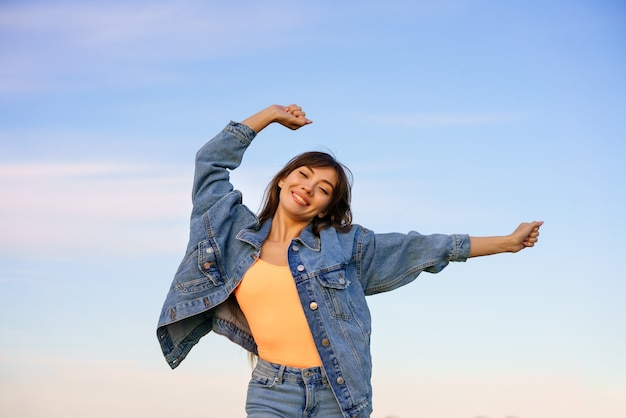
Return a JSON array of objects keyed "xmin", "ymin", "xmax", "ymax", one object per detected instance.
[
  {"xmin": 241, "ymin": 104, "xmax": 312, "ymax": 133},
  {"xmin": 469, "ymin": 221, "xmax": 544, "ymax": 257}
]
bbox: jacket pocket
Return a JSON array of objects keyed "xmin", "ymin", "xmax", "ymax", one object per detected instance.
[
  {"xmin": 175, "ymin": 240, "xmax": 224, "ymax": 293},
  {"xmin": 197, "ymin": 240, "xmax": 224, "ymax": 285},
  {"xmin": 317, "ymin": 270, "xmax": 351, "ymax": 320}
]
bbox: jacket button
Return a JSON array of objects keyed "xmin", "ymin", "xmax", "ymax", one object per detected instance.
[
  {"xmin": 291, "ymin": 245, "xmax": 299, "ymax": 252},
  {"xmin": 205, "ymin": 247, "xmax": 213, "ymax": 254},
  {"xmin": 321, "ymin": 338, "xmax": 330, "ymax": 346},
  {"xmin": 336, "ymin": 376, "xmax": 345, "ymax": 384},
  {"xmin": 203, "ymin": 262, "xmax": 213, "ymax": 269},
  {"xmin": 297, "ymin": 264, "xmax": 305, "ymax": 272},
  {"xmin": 309, "ymin": 302, "xmax": 318, "ymax": 310}
]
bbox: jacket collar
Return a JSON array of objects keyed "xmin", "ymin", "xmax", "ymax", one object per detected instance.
[
  {"xmin": 237, "ymin": 218, "xmax": 321, "ymax": 252},
  {"xmin": 295, "ymin": 225, "xmax": 321, "ymax": 251}
]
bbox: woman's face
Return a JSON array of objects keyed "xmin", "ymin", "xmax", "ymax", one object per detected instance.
[{"xmin": 277, "ymin": 165, "xmax": 338, "ymax": 223}]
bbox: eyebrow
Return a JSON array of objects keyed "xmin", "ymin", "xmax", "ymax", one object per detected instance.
[{"xmin": 306, "ymin": 166, "xmax": 336, "ymax": 190}]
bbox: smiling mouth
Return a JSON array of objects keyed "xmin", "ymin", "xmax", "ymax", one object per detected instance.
[{"xmin": 292, "ymin": 192, "xmax": 309, "ymax": 206}]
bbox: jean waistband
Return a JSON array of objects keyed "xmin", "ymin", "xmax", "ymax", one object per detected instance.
[{"xmin": 254, "ymin": 358, "xmax": 329, "ymax": 385}]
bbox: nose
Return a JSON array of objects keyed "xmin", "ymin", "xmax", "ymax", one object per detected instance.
[{"xmin": 301, "ymin": 183, "xmax": 313, "ymax": 195}]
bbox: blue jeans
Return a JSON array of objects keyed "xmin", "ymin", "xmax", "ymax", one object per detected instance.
[{"xmin": 245, "ymin": 358, "xmax": 344, "ymax": 417}]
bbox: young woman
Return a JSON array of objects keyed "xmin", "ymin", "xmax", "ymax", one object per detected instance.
[{"xmin": 156, "ymin": 104, "xmax": 543, "ymax": 418}]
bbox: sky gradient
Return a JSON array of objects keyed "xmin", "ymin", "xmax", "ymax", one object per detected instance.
[{"xmin": 1, "ymin": 1, "xmax": 625, "ymax": 417}]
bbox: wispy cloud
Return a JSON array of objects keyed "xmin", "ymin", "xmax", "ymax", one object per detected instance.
[
  {"xmin": 0, "ymin": 1, "xmax": 312, "ymax": 92},
  {"xmin": 0, "ymin": 161, "xmax": 192, "ymax": 258},
  {"xmin": 361, "ymin": 111, "xmax": 523, "ymax": 127},
  {"xmin": 0, "ymin": 159, "xmax": 287, "ymax": 259}
]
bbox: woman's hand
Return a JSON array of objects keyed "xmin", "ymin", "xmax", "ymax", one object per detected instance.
[
  {"xmin": 509, "ymin": 221, "xmax": 544, "ymax": 252},
  {"xmin": 469, "ymin": 221, "xmax": 544, "ymax": 257},
  {"xmin": 279, "ymin": 104, "xmax": 312, "ymax": 129},
  {"xmin": 241, "ymin": 104, "xmax": 312, "ymax": 133}
]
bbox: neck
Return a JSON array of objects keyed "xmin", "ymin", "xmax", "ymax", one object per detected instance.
[{"xmin": 267, "ymin": 212, "xmax": 309, "ymax": 244}]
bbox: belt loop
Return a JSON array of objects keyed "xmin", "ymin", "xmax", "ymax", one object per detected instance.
[
  {"xmin": 320, "ymin": 365, "xmax": 329, "ymax": 386},
  {"xmin": 275, "ymin": 364, "xmax": 286, "ymax": 384}
]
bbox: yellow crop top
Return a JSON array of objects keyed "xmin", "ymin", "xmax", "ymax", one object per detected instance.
[{"xmin": 234, "ymin": 259, "xmax": 322, "ymax": 368}]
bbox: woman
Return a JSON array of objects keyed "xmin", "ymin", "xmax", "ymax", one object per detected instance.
[{"xmin": 156, "ymin": 104, "xmax": 543, "ymax": 418}]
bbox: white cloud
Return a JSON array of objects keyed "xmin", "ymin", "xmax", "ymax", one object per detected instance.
[
  {"xmin": 0, "ymin": 1, "xmax": 309, "ymax": 53},
  {"xmin": 0, "ymin": 161, "xmax": 192, "ymax": 258},
  {"xmin": 361, "ymin": 111, "xmax": 523, "ymax": 127},
  {"xmin": 0, "ymin": 1, "xmax": 313, "ymax": 92},
  {"xmin": 0, "ymin": 160, "xmax": 287, "ymax": 259}
]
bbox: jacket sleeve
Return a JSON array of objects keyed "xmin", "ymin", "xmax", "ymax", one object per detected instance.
[
  {"xmin": 190, "ymin": 122, "xmax": 256, "ymax": 218},
  {"xmin": 356, "ymin": 228, "xmax": 471, "ymax": 295}
]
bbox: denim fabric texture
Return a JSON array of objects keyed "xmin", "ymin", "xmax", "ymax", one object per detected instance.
[
  {"xmin": 156, "ymin": 122, "xmax": 471, "ymax": 418},
  {"xmin": 246, "ymin": 358, "xmax": 344, "ymax": 417}
]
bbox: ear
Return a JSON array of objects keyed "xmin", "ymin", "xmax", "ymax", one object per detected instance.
[{"xmin": 278, "ymin": 179, "xmax": 284, "ymax": 188}]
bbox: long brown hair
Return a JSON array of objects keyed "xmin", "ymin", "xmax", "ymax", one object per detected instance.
[{"xmin": 258, "ymin": 151, "xmax": 353, "ymax": 235}]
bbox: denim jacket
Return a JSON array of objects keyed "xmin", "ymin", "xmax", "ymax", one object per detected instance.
[{"xmin": 156, "ymin": 121, "xmax": 470, "ymax": 418}]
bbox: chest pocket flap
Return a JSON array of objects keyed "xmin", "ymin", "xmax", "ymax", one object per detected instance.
[
  {"xmin": 317, "ymin": 270, "xmax": 351, "ymax": 320},
  {"xmin": 175, "ymin": 240, "xmax": 225, "ymax": 294},
  {"xmin": 197, "ymin": 240, "xmax": 224, "ymax": 286}
]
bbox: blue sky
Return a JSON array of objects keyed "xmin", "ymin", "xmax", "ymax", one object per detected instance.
[{"xmin": 1, "ymin": 1, "xmax": 625, "ymax": 417}]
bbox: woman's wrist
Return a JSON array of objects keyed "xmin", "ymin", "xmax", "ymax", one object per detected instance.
[
  {"xmin": 240, "ymin": 106, "xmax": 281, "ymax": 134},
  {"xmin": 469, "ymin": 235, "xmax": 516, "ymax": 257},
  {"xmin": 241, "ymin": 104, "xmax": 312, "ymax": 133}
]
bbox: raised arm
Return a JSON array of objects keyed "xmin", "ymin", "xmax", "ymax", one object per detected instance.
[
  {"xmin": 190, "ymin": 104, "xmax": 311, "ymax": 218},
  {"xmin": 469, "ymin": 221, "xmax": 544, "ymax": 257},
  {"xmin": 241, "ymin": 104, "xmax": 312, "ymax": 133}
]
